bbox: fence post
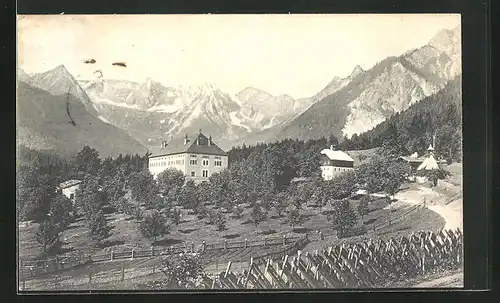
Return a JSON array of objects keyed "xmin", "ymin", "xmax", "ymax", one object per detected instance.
[
  {"xmin": 191, "ymin": 242, "xmax": 195, "ymax": 253},
  {"xmin": 202, "ymin": 241, "xmax": 206, "ymax": 252},
  {"xmin": 131, "ymin": 249, "xmax": 135, "ymax": 259},
  {"xmin": 224, "ymin": 239, "xmax": 227, "ymax": 250},
  {"xmin": 111, "ymin": 250, "xmax": 114, "ymax": 261},
  {"xmin": 244, "ymin": 239, "xmax": 248, "ymax": 248},
  {"xmin": 151, "ymin": 246, "xmax": 155, "ymax": 257},
  {"xmin": 319, "ymin": 231, "xmax": 324, "ymax": 240},
  {"xmin": 283, "ymin": 235, "xmax": 286, "ymax": 246}
]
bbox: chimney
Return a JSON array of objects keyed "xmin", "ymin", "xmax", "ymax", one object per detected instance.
[
  {"xmin": 197, "ymin": 129, "xmax": 202, "ymax": 145},
  {"xmin": 209, "ymin": 135, "xmax": 212, "ymax": 146},
  {"xmin": 184, "ymin": 134, "xmax": 189, "ymax": 145},
  {"xmin": 161, "ymin": 141, "xmax": 168, "ymax": 148},
  {"xmin": 330, "ymin": 145, "xmax": 334, "ymax": 151}
]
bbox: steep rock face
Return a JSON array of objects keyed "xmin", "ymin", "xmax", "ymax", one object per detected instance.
[
  {"xmin": 273, "ymin": 26, "xmax": 461, "ymax": 142},
  {"xmin": 16, "ymin": 79, "xmax": 147, "ymax": 158}
]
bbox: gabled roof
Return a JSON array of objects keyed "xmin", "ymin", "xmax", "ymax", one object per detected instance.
[
  {"xmin": 320, "ymin": 149, "xmax": 354, "ymax": 162},
  {"xmin": 417, "ymin": 155, "xmax": 439, "ymax": 170},
  {"xmin": 149, "ymin": 132, "xmax": 228, "ymax": 158},
  {"xmin": 399, "ymin": 156, "xmax": 426, "ymax": 163},
  {"xmin": 59, "ymin": 180, "xmax": 82, "ymax": 189}
]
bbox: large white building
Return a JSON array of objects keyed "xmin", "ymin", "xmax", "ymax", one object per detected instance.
[
  {"xmin": 148, "ymin": 131, "xmax": 229, "ymax": 183},
  {"xmin": 319, "ymin": 146, "xmax": 355, "ymax": 181}
]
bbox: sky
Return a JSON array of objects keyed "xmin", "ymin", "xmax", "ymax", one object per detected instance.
[{"xmin": 17, "ymin": 14, "xmax": 460, "ymax": 99}]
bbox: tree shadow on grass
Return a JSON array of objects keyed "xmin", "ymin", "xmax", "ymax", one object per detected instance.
[
  {"xmin": 222, "ymin": 233, "xmax": 240, "ymax": 239},
  {"xmin": 292, "ymin": 227, "xmax": 311, "ymax": 234},
  {"xmin": 178, "ymin": 228, "xmax": 198, "ymax": 234},
  {"xmin": 154, "ymin": 238, "xmax": 183, "ymax": 247},
  {"xmin": 258, "ymin": 229, "xmax": 277, "ymax": 236},
  {"xmin": 363, "ymin": 218, "xmax": 377, "ymax": 225}
]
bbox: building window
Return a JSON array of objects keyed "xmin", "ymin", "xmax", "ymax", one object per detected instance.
[
  {"xmin": 191, "ymin": 171, "xmax": 195, "ymax": 177},
  {"xmin": 202, "ymin": 155, "xmax": 209, "ymax": 159},
  {"xmin": 190, "ymin": 155, "xmax": 197, "ymax": 158},
  {"xmin": 202, "ymin": 170, "xmax": 209, "ymax": 177},
  {"xmin": 190, "ymin": 159, "xmax": 197, "ymax": 165},
  {"xmin": 215, "ymin": 156, "xmax": 221, "ymax": 159},
  {"xmin": 202, "ymin": 159, "xmax": 209, "ymax": 166},
  {"xmin": 214, "ymin": 160, "xmax": 222, "ymax": 167}
]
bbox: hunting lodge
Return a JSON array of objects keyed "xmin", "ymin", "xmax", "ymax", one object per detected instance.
[{"xmin": 148, "ymin": 131, "xmax": 228, "ymax": 183}]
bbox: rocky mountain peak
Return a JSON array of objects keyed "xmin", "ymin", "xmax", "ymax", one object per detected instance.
[{"xmin": 349, "ymin": 65, "xmax": 365, "ymax": 78}]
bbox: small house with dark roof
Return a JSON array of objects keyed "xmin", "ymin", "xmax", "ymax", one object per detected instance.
[{"xmin": 148, "ymin": 130, "xmax": 229, "ymax": 182}]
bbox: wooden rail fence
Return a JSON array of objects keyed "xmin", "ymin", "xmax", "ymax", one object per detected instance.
[{"xmin": 19, "ymin": 234, "xmax": 305, "ymax": 280}]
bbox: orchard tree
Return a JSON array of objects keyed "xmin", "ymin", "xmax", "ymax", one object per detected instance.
[
  {"xmin": 232, "ymin": 205, "xmax": 244, "ymax": 219},
  {"xmin": 75, "ymin": 175, "xmax": 107, "ymax": 217},
  {"xmin": 250, "ymin": 203, "xmax": 266, "ymax": 228},
  {"xmin": 87, "ymin": 209, "xmax": 112, "ymax": 247},
  {"xmin": 102, "ymin": 176, "xmax": 126, "ymax": 210},
  {"xmin": 171, "ymin": 207, "xmax": 181, "ymax": 225},
  {"xmin": 383, "ymin": 161, "xmax": 411, "ymax": 199},
  {"xmin": 73, "ymin": 146, "xmax": 102, "ymax": 178},
  {"xmin": 328, "ymin": 199, "xmax": 357, "ymax": 238},
  {"xmin": 35, "ymin": 219, "xmax": 60, "ymax": 254},
  {"xmin": 286, "ymin": 208, "xmax": 302, "ymax": 228},
  {"xmin": 357, "ymin": 196, "xmax": 370, "ymax": 219},
  {"xmin": 157, "ymin": 168, "xmax": 185, "ymax": 196},
  {"xmin": 129, "ymin": 170, "xmax": 158, "ymax": 208},
  {"xmin": 48, "ymin": 193, "xmax": 74, "ymax": 230},
  {"xmin": 158, "ymin": 253, "xmax": 205, "ymax": 288},
  {"xmin": 180, "ymin": 180, "xmax": 200, "ymax": 212},
  {"xmin": 17, "ymin": 167, "xmax": 58, "ymax": 223},
  {"xmin": 273, "ymin": 194, "xmax": 288, "ymax": 217},
  {"xmin": 139, "ymin": 210, "xmax": 169, "ymax": 245}
]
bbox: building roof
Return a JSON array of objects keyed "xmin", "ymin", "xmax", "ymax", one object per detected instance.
[
  {"xmin": 320, "ymin": 148, "xmax": 354, "ymax": 162},
  {"xmin": 399, "ymin": 156, "xmax": 426, "ymax": 163},
  {"xmin": 417, "ymin": 154, "xmax": 439, "ymax": 170},
  {"xmin": 149, "ymin": 132, "xmax": 228, "ymax": 158},
  {"xmin": 59, "ymin": 180, "xmax": 82, "ymax": 189}
]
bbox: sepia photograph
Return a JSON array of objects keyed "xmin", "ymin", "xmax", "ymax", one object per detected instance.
[{"xmin": 16, "ymin": 14, "xmax": 463, "ymax": 291}]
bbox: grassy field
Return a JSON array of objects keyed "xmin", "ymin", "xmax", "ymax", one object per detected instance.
[{"xmin": 18, "ymin": 161, "xmax": 462, "ymax": 291}]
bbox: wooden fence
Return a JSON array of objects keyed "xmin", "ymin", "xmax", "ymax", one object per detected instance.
[
  {"xmin": 19, "ymin": 235, "xmax": 309, "ymax": 291},
  {"xmin": 195, "ymin": 228, "xmax": 463, "ymax": 289},
  {"xmin": 19, "ymin": 234, "xmax": 304, "ymax": 280}
]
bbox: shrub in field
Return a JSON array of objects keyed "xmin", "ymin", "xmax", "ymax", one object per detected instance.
[{"xmin": 139, "ymin": 210, "xmax": 169, "ymax": 245}]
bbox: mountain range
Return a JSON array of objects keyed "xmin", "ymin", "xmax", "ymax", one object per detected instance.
[{"xmin": 17, "ymin": 26, "xmax": 461, "ymax": 155}]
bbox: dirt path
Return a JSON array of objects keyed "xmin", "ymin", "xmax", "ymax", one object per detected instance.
[{"xmin": 394, "ymin": 184, "xmax": 462, "ymax": 231}]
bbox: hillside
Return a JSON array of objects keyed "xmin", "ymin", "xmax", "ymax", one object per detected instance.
[
  {"xmin": 339, "ymin": 75, "xmax": 462, "ymax": 160},
  {"xmin": 267, "ymin": 26, "xmax": 461, "ymax": 143},
  {"xmin": 16, "ymin": 80, "xmax": 148, "ymax": 158}
]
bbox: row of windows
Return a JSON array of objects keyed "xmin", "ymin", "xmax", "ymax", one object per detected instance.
[
  {"xmin": 190, "ymin": 170, "xmax": 210, "ymax": 177},
  {"xmin": 321, "ymin": 167, "xmax": 353, "ymax": 172},
  {"xmin": 155, "ymin": 155, "xmax": 183, "ymax": 161},
  {"xmin": 149, "ymin": 160, "xmax": 184, "ymax": 167},
  {"xmin": 150, "ymin": 159, "xmax": 224, "ymax": 167}
]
